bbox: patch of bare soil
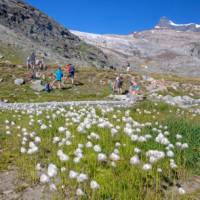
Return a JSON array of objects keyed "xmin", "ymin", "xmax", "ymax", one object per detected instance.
[
  {"xmin": 165, "ymin": 176, "xmax": 200, "ymax": 199},
  {"xmin": 0, "ymin": 169, "xmax": 55, "ymax": 200}
]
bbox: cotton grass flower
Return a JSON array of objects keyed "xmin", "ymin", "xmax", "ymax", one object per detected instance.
[
  {"xmin": 49, "ymin": 183, "xmax": 57, "ymax": 191},
  {"xmin": 69, "ymin": 170, "xmax": 78, "ymax": 179},
  {"xmin": 178, "ymin": 187, "xmax": 186, "ymax": 195},
  {"xmin": 76, "ymin": 188, "xmax": 85, "ymax": 196},
  {"xmin": 167, "ymin": 150, "xmax": 174, "ymax": 158},
  {"xmin": 86, "ymin": 141, "xmax": 93, "ymax": 148},
  {"xmin": 90, "ymin": 180, "xmax": 100, "ymax": 190},
  {"xmin": 93, "ymin": 145, "xmax": 101, "ymax": 153},
  {"xmin": 20, "ymin": 147, "xmax": 26, "ymax": 154},
  {"xmin": 40, "ymin": 174, "xmax": 50, "ymax": 184},
  {"xmin": 47, "ymin": 164, "xmax": 58, "ymax": 178},
  {"xmin": 98, "ymin": 153, "xmax": 107, "ymax": 162},
  {"xmin": 77, "ymin": 173, "xmax": 88, "ymax": 183},
  {"xmin": 58, "ymin": 127, "xmax": 65, "ymax": 133},
  {"xmin": 109, "ymin": 153, "xmax": 120, "ymax": 161},
  {"xmin": 142, "ymin": 163, "xmax": 152, "ymax": 171},
  {"xmin": 130, "ymin": 155, "xmax": 140, "ymax": 165}
]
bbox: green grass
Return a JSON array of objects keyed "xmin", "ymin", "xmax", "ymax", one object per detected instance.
[
  {"xmin": 0, "ymin": 42, "xmax": 25, "ymax": 64},
  {"xmin": 0, "ymin": 101, "xmax": 200, "ymax": 199}
]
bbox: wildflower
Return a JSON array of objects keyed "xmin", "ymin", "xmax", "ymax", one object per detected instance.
[
  {"xmin": 93, "ymin": 145, "xmax": 101, "ymax": 153},
  {"xmin": 61, "ymin": 167, "xmax": 66, "ymax": 172},
  {"xmin": 111, "ymin": 128, "xmax": 118, "ymax": 136},
  {"xmin": 77, "ymin": 173, "xmax": 88, "ymax": 183},
  {"xmin": 181, "ymin": 143, "xmax": 189, "ymax": 149},
  {"xmin": 131, "ymin": 134, "xmax": 138, "ymax": 141},
  {"xmin": 58, "ymin": 127, "xmax": 65, "ymax": 133},
  {"xmin": 90, "ymin": 180, "xmax": 100, "ymax": 190},
  {"xmin": 178, "ymin": 187, "xmax": 186, "ymax": 195},
  {"xmin": 115, "ymin": 142, "xmax": 121, "ymax": 148},
  {"xmin": 111, "ymin": 161, "xmax": 117, "ymax": 167},
  {"xmin": 50, "ymin": 183, "xmax": 57, "ymax": 191},
  {"xmin": 176, "ymin": 134, "xmax": 182, "ymax": 140},
  {"xmin": 20, "ymin": 147, "xmax": 26, "ymax": 154},
  {"xmin": 69, "ymin": 170, "xmax": 78, "ymax": 179},
  {"xmin": 157, "ymin": 168, "xmax": 162, "ymax": 173},
  {"xmin": 53, "ymin": 137, "xmax": 60, "ymax": 143},
  {"xmin": 76, "ymin": 188, "xmax": 85, "ymax": 196},
  {"xmin": 134, "ymin": 147, "xmax": 141, "ymax": 153},
  {"xmin": 167, "ymin": 150, "xmax": 174, "ymax": 157},
  {"xmin": 130, "ymin": 155, "xmax": 140, "ymax": 165},
  {"xmin": 142, "ymin": 163, "xmax": 152, "ymax": 171},
  {"xmin": 36, "ymin": 163, "xmax": 42, "ymax": 171},
  {"xmin": 86, "ymin": 141, "xmax": 93, "ymax": 148},
  {"xmin": 40, "ymin": 124, "xmax": 47, "ymax": 130},
  {"xmin": 34, "ymin": 136, "xmax": 41, "ymax": 143},
  {"xmin": 47, "ymin": 164, "xmax": 58, "ymax": 178},
  {"xmin": 73, "ymin": 157, "xmax": 81, "ymax": 163},
  {"xmin": 109, "ymin": 153, "xmax": 120, "ymax": 161},
  {"xmin": 98, "ymin": 153, "xmax": 107, "ymax": 162},
  {"xmin": 40, "ymin": 174, "xmax": 50, "ymax": 183}
]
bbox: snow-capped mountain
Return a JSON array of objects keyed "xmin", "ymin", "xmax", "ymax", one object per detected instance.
[
  {"xmin": 155, "ymin": 17, "xmax": 200, "ymax": 32},
  {"xmin": 71, "ymin": 18, "xmax": 200, "ymax": 77}
]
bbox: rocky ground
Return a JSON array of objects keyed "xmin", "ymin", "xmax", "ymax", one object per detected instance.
[{"xmin": 0, "ymin": 0, "xmax": 109, "ymax": 67}]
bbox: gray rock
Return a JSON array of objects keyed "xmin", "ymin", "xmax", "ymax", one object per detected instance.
[
  {"xmin": 30, "ymin": 80, "xmax": 45, "ymax": 92},
  {"xmin": 14, "ymin": 78, "xmax": 24, "ymax": 85}
]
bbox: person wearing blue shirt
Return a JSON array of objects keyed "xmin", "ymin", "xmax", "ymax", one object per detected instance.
[{"xmin": 52, "ymin": 66, "xmax": 64, "ymax": 89}]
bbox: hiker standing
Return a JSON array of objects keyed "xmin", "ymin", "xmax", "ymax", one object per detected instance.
[
  {"xmin": 114, "ymin": 75, "xmax": 123, "ymax": 94},
  {"xmin": 68, "ymin": 64, "xmax": 75, "ymax": 85},
  {"xmin": 26, "ymin": 56, "xmax": 31, "ymax": 70},
  {"xmin": 129, "ymin": 77, "xmax": 140, "ymax": 95},
  {"xmin": 30, "ymin": 52, "xmax": 36, "ymax": 70},
  {"xmin": 51, "ymin": 66, "xmax": 64, "ymax": 89}
]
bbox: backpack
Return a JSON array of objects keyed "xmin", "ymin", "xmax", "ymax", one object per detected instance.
[{"xmin": 69, "ymin": 65, "xmax": 75, "ymax": 73}]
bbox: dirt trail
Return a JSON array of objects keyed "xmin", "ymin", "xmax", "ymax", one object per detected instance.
[
  {"xmin": 0, "ymin": 169, "xmax": 56, "ymax": 200},
  {"xmin": 0, "ymin": 99, "xmax": 134, "ymax": 110}
]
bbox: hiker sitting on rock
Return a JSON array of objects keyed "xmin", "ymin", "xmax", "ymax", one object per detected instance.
[
  {"xmin": 51, "ymin": 66, "xmax": 64, "ymax": 89},
  {"xmin": 45, "ymin": 82, "xmax": 52, "ymax": 93}
]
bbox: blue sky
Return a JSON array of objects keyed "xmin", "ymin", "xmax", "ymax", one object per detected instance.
[{"xmin": 26, "ymin": 0, "xmax": 200, "ymax": 34}]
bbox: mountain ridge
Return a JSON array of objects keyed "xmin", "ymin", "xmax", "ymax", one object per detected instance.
[
  {"xmin": 0, "ymin": 0, "xmax": 109, "ymax": 67},
  {"xmin": 155, "ymin": 17, "xmax": 200, "ymax": 32},
  {"xmin": 71, "ymin": 18, "xmax": 200, "ymax": 77}
]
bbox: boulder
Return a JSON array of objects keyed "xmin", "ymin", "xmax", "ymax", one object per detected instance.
[
  {"xmin": 14, "ymin": 78, "xmax": 24, "ymax": 85},
  {"xmin": 30, "ymin": 80, "xmax": 45, "ymax": 92}
]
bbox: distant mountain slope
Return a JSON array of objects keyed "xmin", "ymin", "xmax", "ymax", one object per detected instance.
[
  {"xmin": 155, "ymin": 17, "xmax": 200, "ymax": 32},
  {"xmin": 71, "ymin": 18, "xmax": 200, "ymax": 77},
  {"xmin": 0, "ymin": 0, "xmax": 109, "ymax": 66}
]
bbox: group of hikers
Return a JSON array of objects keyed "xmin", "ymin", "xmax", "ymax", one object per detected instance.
[
  {"xmin": 44, "ymin": 64, "xmax": 76, "ymax": 92},
  {"xmin": 27, "ymin": 52, "xmax": 45, "ymax": 71},
  {"xmin": 111, "ymin": 74, "xmax": 140, "ymax": 95},
  {"xmin": 27, "ymin": 52, "xmax": 141, "ymax": 95}
]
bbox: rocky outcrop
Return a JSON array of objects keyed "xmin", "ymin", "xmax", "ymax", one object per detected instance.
[
  {"xmin": 155, "ymin": 17, "xmax": 200, "ymax": 32},
  {"xmin": 72, "ymin": 21, "xmax": 200, "ymax": 77},
  {"xmin": 0, "ymin": 0, "xmax": 109, "ymax": 67}
]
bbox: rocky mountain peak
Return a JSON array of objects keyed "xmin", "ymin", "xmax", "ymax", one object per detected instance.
[
  {"xmin": 155, "ymin": 16, "xmax": 200, "ymax": 32},
  {"xmin": 0, "ymin": 0, "xmax": 109, "ymax": 66}
]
